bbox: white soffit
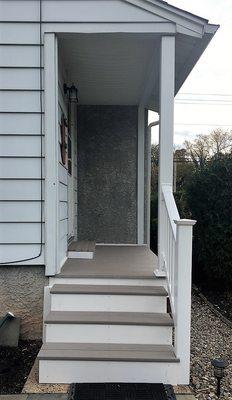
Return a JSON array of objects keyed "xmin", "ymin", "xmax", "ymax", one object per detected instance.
[
  {"xmin": 57, "ymin": 0, "xmax": 218, "ymax": 109},
  {"xmin": 59, "ymin": 33, "xmax": 159, "ymax": 106}
]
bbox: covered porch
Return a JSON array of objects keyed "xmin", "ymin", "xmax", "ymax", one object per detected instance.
[
  {"xmin": 53, "ymin": 29, "xmax": 206, "ymax": 268},
  {"xmin": 42, "ymin": 0, "xmax": 218, "ymax": 384}
]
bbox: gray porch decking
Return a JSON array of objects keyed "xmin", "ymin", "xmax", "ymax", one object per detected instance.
[{"xmin": 58, "ymin": 245, "xmax": 158, "ymax": 279}]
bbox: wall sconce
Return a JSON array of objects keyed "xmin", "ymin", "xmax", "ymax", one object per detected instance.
[
  {"xmin": 211, "ymin": 358, "xmax": 228, "ymax": 397},
  {"xmin": 63, "ymin": 83, "xmax": 78, "ymax": 103}
]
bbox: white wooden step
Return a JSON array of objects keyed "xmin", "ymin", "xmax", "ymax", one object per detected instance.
[
  {"xmin": 68, "ymin": 241, "xmax": 95, "ymax": 259},
  {"xmin": 44, "ymin": 311, "xmax": 173, "ymax": 345},
  {"xmin": 49, "ymin": 277, "xmax": 167, "ymax": 288},
  {"xmin": 50, "ymin": 284, "xmax": 167, "ymax": 312},
  {"xmin": 38, "ymin": 343, "xmax": 179, "ymax": 384}
]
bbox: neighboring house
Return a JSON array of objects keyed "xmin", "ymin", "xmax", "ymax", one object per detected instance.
[{"xmin": 0, "ymin": 0, "xmax": 218, "ymax": 385}]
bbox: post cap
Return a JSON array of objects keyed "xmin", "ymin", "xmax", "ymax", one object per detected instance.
[{"xmin": 174, "ymin": 219, "xmax": 197, "ymax": 226}]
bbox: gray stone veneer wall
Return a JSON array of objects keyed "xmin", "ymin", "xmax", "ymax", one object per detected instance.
[
  {"xmin": 77, "ymin": 105, "xmax": 138, "ymax": 243},
  {"xmin": 0, "ymin": 266, "xmax": 47, "ymax": 339}
]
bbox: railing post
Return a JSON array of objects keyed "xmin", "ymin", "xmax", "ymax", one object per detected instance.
[
  {"xmin": 174, "ymin": 219, "xmax": 196, "ymax": 384},
  {"xmin": 156, "ymin": 35, "xmax": 175, "ymax": 277}
]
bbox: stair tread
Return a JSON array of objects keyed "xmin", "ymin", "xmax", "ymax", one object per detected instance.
[
  {"xmin": 50, "ymin": 284, "xmax": 167, "ymax": 296},
  {"xmin": 38, "ymin": 343, "xmax": 179, "ymax": 362},
  {"xmin": 45, "ymin": 311, "xmax": 173, "ymax": 326}
]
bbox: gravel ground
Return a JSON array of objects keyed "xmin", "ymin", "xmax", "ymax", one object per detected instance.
[
  {"xmin": 190, "ymin": 292, "xmax": 232, "ymax": 400},
  {"xmin": 0, "ymin": 340, "xmax": 41, "ymax": 394}
]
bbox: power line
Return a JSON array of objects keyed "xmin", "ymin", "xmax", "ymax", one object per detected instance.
[
  {"xmin": 176, "ymin": 98, "xmax": 232, "ymax": 102},
  {"xmin": 176, "ymin": 102, "xmax": 232, "ymax": 106},
  {"xmin": 178, "ymin": 92, "xmax": 232, "ymax": 97},
  {"xmin": 175, "ymin": 123, "xmax": 232, "ymax": 127}
]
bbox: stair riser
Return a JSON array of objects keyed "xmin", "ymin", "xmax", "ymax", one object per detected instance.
[
  {"xmin": 51, "ymin": 294, "xmax": 166, "ymax": 313},
  {"xmin": 45, "ymin": 324, "xmax": 172, "ymax": 345},
  {"xmin": 49, "ymin": 277, "xmax": 167, "ymax": 288},
  {"xmin": 39, "ymin": 359, "xmax": 180, "ymax": 384},
  {"xmin": 68, "ymin": 251, "xmax": 94, "ymax": 259}
]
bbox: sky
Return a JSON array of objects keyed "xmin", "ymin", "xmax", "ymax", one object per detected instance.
[{"xmin": 149, "ymin": 0, "xmax": 232, "ymax": 147}]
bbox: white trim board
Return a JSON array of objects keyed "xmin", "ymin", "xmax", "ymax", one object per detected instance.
[
  {"xmin": 44, "ymin": 33, "xmax": 59, "ymax": 276},
  {"xmin": 137, "ymin": 105, "xmax": 145, "ymax": 245}
]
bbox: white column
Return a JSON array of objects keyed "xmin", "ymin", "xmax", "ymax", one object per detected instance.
[
  {"xmin": 174, "ymin": 219, "xmax": 196, "ymax": 383},
  {"xmin": 44, "ymin": 33, "xmax": 59, "ymax": 276},
  {"xmin": 137, "ymin": 105, "xmax": 145, "ymax": 244},
  {"xmin": 146, "ymin": 123, "xmax": 151, "ymax": 247},
  {"xmin": 156, "ymin": 35, "xmax": 175, "ymax": 276}
]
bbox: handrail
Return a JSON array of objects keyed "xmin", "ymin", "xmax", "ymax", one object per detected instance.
[
  {"xmin": 162, "ymin": 184, "xmax": 180, "ymax": 238},
  {"xmin": 161, "ymin": 183, "xmax": 196, "ymax": 383}
]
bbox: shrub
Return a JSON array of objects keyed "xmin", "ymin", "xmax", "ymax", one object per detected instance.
[{"xmin": 184, "ymin": 154, "xmax": 232, "ymax": 288}]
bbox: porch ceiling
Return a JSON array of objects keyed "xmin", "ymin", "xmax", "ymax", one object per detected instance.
[
  {"xmin": 58, "ymin": 30, "xmax": 217, "ymax": 111},
  {"xmin": 58, "ymin": 33, "xmax": 159, "ymax": 108}
]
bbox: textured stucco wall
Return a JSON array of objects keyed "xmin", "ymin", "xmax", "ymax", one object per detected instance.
[
  {"xmin": 77, "ymin": 105, "xmax": 138, "ymax": 243},
  {"xmin": 0, "ymin": 266, "xmax": 47, "ymax": 339}
]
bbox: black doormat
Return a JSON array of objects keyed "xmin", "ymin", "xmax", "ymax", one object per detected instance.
[{"xmin": 69, "ymin": 383, "xmax": 176, "ymax": 400}]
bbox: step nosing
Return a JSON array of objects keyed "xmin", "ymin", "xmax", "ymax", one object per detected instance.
[
  {"xmin": 50, "ymin": 284, "xmax": 167, "ymax": 296},
  {"xmin": 56, "ymin": 275, "xmax": 157, "ymax": 280},
  {"xmin": 45, "ymin": 311, "xmax": 174, "ymax": 326},
  {"xmin": 38, "ymin": 343, "xmax": 179, "ymax": 363}
]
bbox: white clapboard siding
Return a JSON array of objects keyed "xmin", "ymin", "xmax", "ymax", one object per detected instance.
[
  {"xmin": 73, "ymin": 179, "xmax": 78, "ymax": 192},
  {"xmin": 0, "ymin": 91, "xmax": 41, "ymax": 113},
  {"xmin": 0, "ymin": 1, "xmax": 80, "ymax": 267},
  {"xmin": 43, "ymin": 1, "xmax": 162, "ymax": 22},
  {"xmin": 0, "ymin": 113, "xmax": 42, "ymax": 134},
  {"xmin": 58, "ymin": 87, "xmax": 67, "ymax": 117},
  {"xmin": 0, "ymin": 46, "xmax": 40, "ymax": 67},
  {"xmin": 0, "ymin": 0, "xmax": 162, "ymax": 22},
  {"xmin": 59, "ymin": 218, "xmax": 68, "ymax": 240},
  {"xmin": 59, "ymin": 163, "xmax": 68, "ymax": 186},
  {"xmin": 0, "ymin": 222, "xmax": 44, "ymax": 243},
  {"xmin": 0, "ymin": 158, "xmax": 44, "ymax": 179},
  {"xmin": 59, "ymin": 235, "xmax": 68, "ymax": 266},
  {"xmin": 59, "ymin": 202, "xmax": 68, "ymax": 221},
  {"xmin": 0, "ymin": 69, "xmax": 41, "ymax": 90},
  {"xmin": 0, "ymin": 244, "xmax": 44, "ymax": 264},
  {"xmin": 0, "ymin": 136, "xmax": 44, "ymax": 157},
  {"xmin": 0, "ymin": 180, "xmax": 44, "ymax": 201},
  {"xmin": 0, "ymin": 1, "xmax": 39, "ymax": 22},
  {"xmin": 59, "ymin": 182, "xmax": 68, "ymax": 202},
  {"xmin": 0, "ymin": 23, "xmax": 40, "ymax": 44},
  {"xmin": 57, "ymin": 66, "xmax": 69, "ymax": 266},
  {"xmin": 0, "ymin": 202, "xmax": 44, "ymax": 222}
]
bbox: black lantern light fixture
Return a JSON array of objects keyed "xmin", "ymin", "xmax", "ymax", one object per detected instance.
[
  {"xmin": 211, "ymin": 358, "xmax": 228, "ymax": 397},
  {"xmin": 63, "ymin": 83, "xmax": 78, "ymax": 103}
]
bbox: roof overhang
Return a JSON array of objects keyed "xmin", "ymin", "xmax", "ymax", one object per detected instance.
[{"xmin": 57, "ymin": 0, "xmax": 219, "ymax": 111}]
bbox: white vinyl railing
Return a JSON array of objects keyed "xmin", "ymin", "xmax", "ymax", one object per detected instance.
[{"xmin": 161, "ymin": 184, "xmax": 196, "ymax": 383}]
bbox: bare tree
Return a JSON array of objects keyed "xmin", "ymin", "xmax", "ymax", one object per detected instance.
[
  {"xmin": 184, "ymin": 129, "xmax": 232, "ymax": 167},
  {"xmin": 184, "ymin": 134, "xmax": 210, "ymax": 168},
  {"xmin": 208, "ymin": 129, "xmax": 232, "ymax": 157}
]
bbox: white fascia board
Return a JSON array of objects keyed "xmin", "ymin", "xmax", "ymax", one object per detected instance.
[
  {"xmin": 204, "ymin": 24, "xmax": 220, "ymax": 35},
  {"xmin": 175, "ymin": 29, "xmax": 219, "ymax": 95},
  {"xmin": 125, "ymin": 0, "xmax": 210, "ymax": 36},
  {"xmin": 142, "ymin": 0, "xmax": 208, "ymax": 24}
]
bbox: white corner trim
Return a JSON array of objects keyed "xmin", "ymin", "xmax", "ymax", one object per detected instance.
[
  {"xmin": 137, "ymin": 105, "xmax": 145, "ymax": 245},
  {"xmin": 44, "ymin": 33, "xmax": 59, "ymax": 276}
]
